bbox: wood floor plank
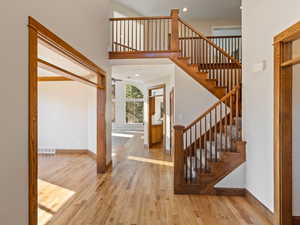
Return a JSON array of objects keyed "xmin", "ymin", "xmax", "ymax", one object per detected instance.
[{"xmin": 38, "ymin": 132, "xmax": 272, "ymax": 225}]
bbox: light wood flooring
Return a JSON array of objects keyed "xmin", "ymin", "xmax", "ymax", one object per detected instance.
[{"xmin": 38, "ymin": 132, "xmax": 272, "ymax": 225}]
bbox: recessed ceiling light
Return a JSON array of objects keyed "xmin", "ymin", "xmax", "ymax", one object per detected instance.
[
  {"xmin": 135, "ymin": 74, "xmax": 140, "ymax": 77},
  {"xmin": 183, "ymin": 8, "xmax": 188, "ymax": 12}
]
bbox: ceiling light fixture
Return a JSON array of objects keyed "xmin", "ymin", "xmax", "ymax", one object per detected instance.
[
  {"xmin": 183, "ymin": 7, "xmax": 188, "ymax": 12},
  {"xmin": 135, "ymin": 74, "xmax": 140, "ymax": 77}
]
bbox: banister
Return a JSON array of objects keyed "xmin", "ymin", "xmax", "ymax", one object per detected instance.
[
  {"xmin": 184, "ymin": 84, "xmax": 240, "ymax": 132},
  {"xmin": 179, "ymin": 35, "xmax": 242, "ymax": 40},
  {"xmin": 178, "ymin": 18, "xmax": 241, "ymax": 67},
  {"xmin": 112, "ymin": 42, "xmax": 137, "ymax": 51},
  {"xmin": 174, "ymin": 125, "xmax": 185, "ymax": 189},
  {"xmin": 207, "ymin": 35, "xmax": 242, "ymax": 39},
  {"xmin": 109, "ymin": 16, "xmax": 172, "ymax": 21}
]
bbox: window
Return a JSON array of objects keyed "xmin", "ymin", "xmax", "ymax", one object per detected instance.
[{"xmin": 125, "ymin": 84, "xmax": 144, "ymax": 124}]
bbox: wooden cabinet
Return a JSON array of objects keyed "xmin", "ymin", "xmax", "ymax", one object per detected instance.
[{"xmin": 151, "ymin": 124, "xmax": 163, "ymax": 144}]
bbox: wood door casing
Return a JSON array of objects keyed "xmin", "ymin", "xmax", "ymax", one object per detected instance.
[
  {"xmin": 274, "ymin": 21, "xmax": 300, "ymax": 225},
  {"xmin": 148, "ymin": 84, "xmax": 166, "ymax": 149}
]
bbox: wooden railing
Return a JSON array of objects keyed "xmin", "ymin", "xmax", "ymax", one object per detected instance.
[
  {"xmin": 177, "ymin": 19, "xmax": 240, "ymax": 66},
  {"xmin": 110, "ymin": 11, "xmax": 242, "ymax": 64},
  {"xmin": 177, "ymin": 19, "xmax": 242, "ymax": 92},
  {"xmin": 207, "ymin": 35, "xmax": 242, "ymax": 63},
  {"xmin": 110, "ymin": 16, "xmax": 172, "ymax": 52},
  {"xmin": 174, "ymin": 85, "xmax": 241, "ymax": 184}
]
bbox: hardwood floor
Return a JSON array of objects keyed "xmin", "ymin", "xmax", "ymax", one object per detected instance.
[{"xmin": 38, "ymin": 132, "xmax": 272, "ymax": 225}]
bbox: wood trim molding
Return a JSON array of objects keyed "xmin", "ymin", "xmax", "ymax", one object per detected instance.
[
  {"xmin": 28, "ymin": 21, "xmax": 38, "ymax": 225},
  {"xmin": 28, "ymin": 17, "xmax": 107, "ymax": 225},
  {"xmin": 28, "ymin": 17, "xmax": 106, "ymax": 78},
  {"xmin": 148, "ymin": 84, "xmax": 166, "ymax": 150},
  {"xmin": 37, "ymin": 58, "xmax": 99, "ymax": 88},
  {"xmin": 97, "ymin": 75, "xmax": 107, "ymax": 173},
  {"xmin": 109, "ymin": 50, "xmax": 180, "ymax": 59},
  {"xmin": 48, "ymin": 149, "xmax": 97, "ymax": 160},
  {"xmin": 215, "ymin": 188, "xmax": 245, "ymax": 196},
  {"xmin": 38, "ymin": 76, "xmax": 72, "ymax": 82},
  {"xmin": 55, "ymin": 149, "xmax": 89, "ymax": 154},
  {"xmin": 281, "ymin": 55, "xmax": 300, "ymax": 67},
  {"xmin": 273, "ymin": 22, "xmax": 300, "ymax": 225},
  {"xmin": 294, "ymin": 217, "xmax": 300, "ymax": 225},
  {"xmin": 245, "ymin": 190, "xmax": 274, "ymax": 224},
  {"xmin": 274, "ymin": 21, "xmax": 300, "ymax": 43}
]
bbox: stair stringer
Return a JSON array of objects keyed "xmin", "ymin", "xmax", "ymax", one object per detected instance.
[
  {"xmin": 214, "ymin": 163, "xmax": 245, "ymax": 189},
  {"xmin": 169, "ymin": 56, "xmax": 226, "ymax": 100},
  {"xmin": 197, "ymin": 141, "xmax": 246, "ymax": 194}
]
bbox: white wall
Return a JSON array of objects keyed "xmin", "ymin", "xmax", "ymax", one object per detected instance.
[
  {"xmin": 0, "ymin": 0, "xmax": 111, "ymax": 224},
  {"xmin": 112, "ymin": 1, "xmax": 142, "ymax": 17},
  {"xmin": 215, "ymin": 164, "xmax": 245, "ymax": 188},
  {"xmin": 38, "ymin": 82, "xmax": 89, "ymax": 150},
  {"xmin": 174, "ymin": 65, "xmax": 219, "ymax": 126},
  {"xmin": 242, "ymin": 0, "xmax": 300, "ymax": 212},
  {"xmin": 188, "ymin": 19, "xmax": 241, "ymax": 36},
  {"xmin": 293, "ymin": 63, "xmax": 300, "ymax": 216}
]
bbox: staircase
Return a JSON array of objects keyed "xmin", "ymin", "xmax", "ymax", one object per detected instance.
[{"xmin": 109, "ymin": 9, "xmax": 245, "ymax": 195}]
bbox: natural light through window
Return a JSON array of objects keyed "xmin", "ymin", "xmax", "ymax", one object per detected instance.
[
  {"xmin": 38, "ymin": 179, "xmax": 76, "ymax": 225},
  {"xmin": 127, "ymin": 156, "xmax": 173, "ymax": 167},
  {"xmin": 112, "ymin": 132, "xmax": 134, "ymax": 138}
]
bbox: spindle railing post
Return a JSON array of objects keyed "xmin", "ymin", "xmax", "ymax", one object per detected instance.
[
  {"xmin": 174, "ymin": 125, "xmax": 185, "ymax": 193},
  {"xmin": 170, "ymin": 9, "xmax": 180, "ymax": 52}
]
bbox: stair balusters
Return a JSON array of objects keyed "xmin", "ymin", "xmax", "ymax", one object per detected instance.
[{"xmin": 174, "ymin": 85, "xmax": 242, "ymax": 185}]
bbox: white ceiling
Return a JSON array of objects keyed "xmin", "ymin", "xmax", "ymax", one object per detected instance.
[
  {"xmin": 113, "ymin": 0, "xmax": 241, "ymax": 21},
  {"xmin": 112, "ymin": 63, "xmax": 174, "ymax": 83}
]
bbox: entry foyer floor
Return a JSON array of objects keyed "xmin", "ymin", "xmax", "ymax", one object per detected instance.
[{"xmin": 38, "ymin": 131, "xmax": 272, "ymax": 225}]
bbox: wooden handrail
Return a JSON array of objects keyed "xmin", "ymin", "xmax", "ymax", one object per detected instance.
[
  {"xmin": 184, "ymin": 84, "xmax": 240, "ymax": 131},
  {"xmin": 207, "ymin": 35, "xmax": 242, "ymax": 39},
  {"xmin": 113, "ymin": 42, "xmax": 137, "ymax": 51},
  {"xmin": 179, "ymin": 35, "xmax": 241, "ymax": 40},
  {"xmin": 110, "ymin": 16, "xmax": 171, "ymax": 21},
  {"xmin": 178, "ymin": 18, "xmax": 241, "ymax": 67}
]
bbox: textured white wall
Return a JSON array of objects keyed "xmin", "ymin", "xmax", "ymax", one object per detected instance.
[
  {"xmin": 38, "ymin": 82, "xmax": 89, "ymax": 150},
  {"xmin": 242, "ymin": 0, "xmax": 300, "ymax": 212},
  {"xmin": 0, "ymin": 0, "xmax": 111, "ymax": 224}
]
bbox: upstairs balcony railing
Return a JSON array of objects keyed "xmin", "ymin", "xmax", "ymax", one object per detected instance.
[
  {"xmin": 110, "ymin": 9, "xmax": 242, "ymax": 64},
  {"xmin": 207, "ymin": 35, "xmax": 242, "ymax": 63}
]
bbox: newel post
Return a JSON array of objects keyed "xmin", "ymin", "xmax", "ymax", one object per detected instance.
[
  {"xmin": 170, "ymin": 9, "xmax": 180, "ymax": 51},
  {"xmin": 174, "ymin": 125, "xmax": 185, "ymax": 193}
]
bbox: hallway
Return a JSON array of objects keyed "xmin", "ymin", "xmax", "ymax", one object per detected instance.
[{"xmin": 38, "ymin": 132, "xmax": 272, "ymax": 225}]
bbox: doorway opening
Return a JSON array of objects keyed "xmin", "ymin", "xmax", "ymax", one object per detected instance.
[
  {"xmin": 148, "ymin": 84, "xmax": 166, "ymax": 150},
  {"xmin": 28, "ymin": 17, "xmax": 107, "ymax": 225},
  {"xmin": 274, "ymin": 21, "xmax": 300, "ymax": 225}
]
